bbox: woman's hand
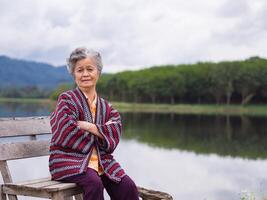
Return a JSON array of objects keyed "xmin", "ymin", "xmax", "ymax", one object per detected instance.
[{"xmin": 77, "ymin": 121, "xmax": 104, "ymax": 139}]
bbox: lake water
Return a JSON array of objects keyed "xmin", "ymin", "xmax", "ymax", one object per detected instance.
[{"xmin": 1, "ymin": 102, "xmax": 267, "ymax": 200}]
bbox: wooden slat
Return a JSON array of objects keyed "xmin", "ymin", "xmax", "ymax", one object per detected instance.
[
  {"xmin": 3, "ymin": 183, "xmax": 82, "ymax": 198},
  {"xmin": 4, "ymin": 184, "xmax": 81, "ymax": 199},
  {"xmin": 43, "ymin": 182, "xmax": 79, "ymax": 192},
  {"xmin": 2, "ymin": 186, "xmax": 51, "ymax": 199},
  {"xmin": 0, "ymin": 140, "xmax": 49, "ymax": 161},
  {"xmin": 0, "ymin": 117, "xmax": 51, "ymax": 138},
  {"xmin": 15, "ymin": 177, "xmax": 51, "ymax": 186},
  {"xmin": 25, "ymin": 180, "xmax": 59, "ymax": 189},
  {"xmin": 5, "ymin": 178, "xmax": 80, "ymax": 193},
  {"xmin": 3, "ymin": 182, "xmax": 83, "ymax": 200}
]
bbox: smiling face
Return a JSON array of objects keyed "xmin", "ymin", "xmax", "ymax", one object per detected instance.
[{"xmin": 73, "ymin": 57, "xmax": 100, "ymax": 90}]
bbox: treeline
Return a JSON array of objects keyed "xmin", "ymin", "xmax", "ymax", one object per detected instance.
[
  {"xmin": 0, "ymin": 86, "xmax": 50, "ymax": 98},
  {"xmin": 4, "ymin": 56, "xmax": 267, "ymax": 105},
  {"xmin": 96, "ymin": 56, "xmax": 267, "ymax": 105}
]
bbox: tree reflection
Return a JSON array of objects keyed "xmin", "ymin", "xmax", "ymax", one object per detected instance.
[{"xmin": 122, "ymin": 113, "xmax": 267, "ymax": 159}]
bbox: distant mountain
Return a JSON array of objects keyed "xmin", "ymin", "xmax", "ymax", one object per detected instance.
[{"xmin": 0, "ymin": 55, "xmax": 72, "ymax": 89}]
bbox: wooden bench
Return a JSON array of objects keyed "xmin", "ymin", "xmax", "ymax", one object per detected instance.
[{"xmin": 0, "ymin": 117, "xmax": 173, "ymax": 200}]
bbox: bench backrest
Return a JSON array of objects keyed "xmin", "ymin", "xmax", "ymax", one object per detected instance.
[
  {"xmin": 0, "ymin": 117, "xmax": 83, "ymax": 200},
  {"xmin": 0, "ymin": 117, "xmax": 51, "ymax": 161},
  {"xmin": 0, "ymin": 116, "xmax": 52, "ymax": 193}
]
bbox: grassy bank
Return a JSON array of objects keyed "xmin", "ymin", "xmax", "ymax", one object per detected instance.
[
  {"xmin": 0, "ymin": 97, "xmax": 51, "ymax": 104},
  {"xmin": 1, "ymin": 97, "xmax": 267, "ymax": 116},
  {"xmin": 113, "ymin": 102, "xmax": 267, "ymax": 116}
]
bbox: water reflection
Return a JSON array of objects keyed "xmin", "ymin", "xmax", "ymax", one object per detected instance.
[
  {"xmin": 0, "ymin": 102, "xmax": 51, "ymax": 117},
  {"xmin": 1, "ymin": 140, "xmax": 267, "ymax": 200},
  {"xmin": 122, "ymin": 113, "xmax": 267, "ymax": 159},
  {"xmin": 116, "ymin": 140, "xmax": 267, "ymax": 200}
]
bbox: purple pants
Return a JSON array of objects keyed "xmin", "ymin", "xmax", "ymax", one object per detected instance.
[{"xmin": 62, "ymin": 168, "xmax": 139, "ymax": 200}]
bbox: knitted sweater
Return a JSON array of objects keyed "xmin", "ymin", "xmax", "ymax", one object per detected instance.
[{"xmin": 49, "ymin": 88, "xmax": 125, "ymax": 182}]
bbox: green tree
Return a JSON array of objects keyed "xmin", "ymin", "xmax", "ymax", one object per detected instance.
[
  {"xmin": 235, "ymin": 61, "xmax": 261, "ymax": 105},
  {"xmin": 179, "ymin": 63, "xmax": 213, "ymax": 103},
  {"xmin": 210, "ymin": 61, "xmax": 239, "ymax": 105},
  {"xmin": 97, "ymin": 74, "xmax": 115, "ymax": 100}
]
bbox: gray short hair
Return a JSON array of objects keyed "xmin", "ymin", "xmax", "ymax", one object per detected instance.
[{"xmin": 66, "ymin": 47, "xmax": 103, "ymax": 75}]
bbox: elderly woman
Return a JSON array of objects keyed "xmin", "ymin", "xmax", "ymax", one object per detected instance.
[{"xmin": 49, "ymin": 47, "xmax": 139, "ymax": 200}]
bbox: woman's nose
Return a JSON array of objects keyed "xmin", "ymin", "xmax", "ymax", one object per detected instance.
[{"xmin": 82, "ymin": 70, "xmax": 90, "ymax": 76}]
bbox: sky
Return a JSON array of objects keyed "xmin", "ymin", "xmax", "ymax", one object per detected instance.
[{"xmin": 0, "ymin": 0, "xmax": 267, "ymax": 73}]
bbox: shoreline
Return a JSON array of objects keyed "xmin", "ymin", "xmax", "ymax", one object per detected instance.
[{"xmin": 0, "ymin": 97, "xmax": 267, "ymax": 116}]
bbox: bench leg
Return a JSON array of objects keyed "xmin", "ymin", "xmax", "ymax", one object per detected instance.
[
  {"xmin": 52, "ymin": 192, "xmax": 73, "ymax": 200},
  {"xmin": 74, "ymin": 194, "xmax": 83, "ymax": 200},
  {"xmin": 51, "ymin": 193, "xmax": 65, "ymax": 200},
  {"xmin": 7, "ymin": 194, "xmax": 18, "ymax": 200},
  {"xmin": 0, "ymin": 194, "xmax": 6, "ymax": 200},
  {"xmin": 0, "ymin": 187, "xmax": 7, "ymax": 200}
]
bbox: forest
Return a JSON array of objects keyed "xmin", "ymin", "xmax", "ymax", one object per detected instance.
[
  {"xmin": 94, "ymin": 56, "xmax": 267, "ymax": 105},
  {"xmin": 3, "ymin": 56, "xmax": 267, "ymax": 105}
]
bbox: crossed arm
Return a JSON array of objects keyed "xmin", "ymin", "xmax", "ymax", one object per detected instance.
[{"xmin": 77, "ymin": 121, "xmax": 107, "ymax": 139}]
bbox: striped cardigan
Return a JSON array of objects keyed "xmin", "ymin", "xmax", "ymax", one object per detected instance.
[{"xmin": 49, "ymin": 88, "xmax": 125, "ymax": 182}]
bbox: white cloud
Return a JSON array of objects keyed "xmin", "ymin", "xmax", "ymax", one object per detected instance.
[{"xmin": 0, "ymin": 0, "xmax": 267, "ymax": 73}]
